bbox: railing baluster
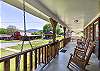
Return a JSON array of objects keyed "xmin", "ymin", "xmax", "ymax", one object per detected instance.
[
  {"xmin": 38, "ymin": 48, "xmax": 40, "ymax": 65},
  {"xmin": 47, "ymin": 45, "xmax": 49, "ymax": 62},
  {"xmin": 35, "ymin": 49, "xmax": 37, "ymax": 69},
  {"xmin": 23, "ymin": 53, "xmax": 27, "ymax": 71},
  {"xmin": 55, "ymin": 43, "xmax": 57, "ymax": 55},
  {"xmin": 4, "ymin": 59, "xmax": 10, "ymax": 71},
  {"xmin": 30, "ymin": 51, "xmax": 33, "ymax": 71},
  {"xmin": 57, "ymin": 41, "xmax": 59, "ymax": 54},
  {"xmin": 50, "ymin": 45, "xmax": 52, "ymax": 60},
  {"xmin": 54, "ymin": 44, "xmax": 56, "ymax": 58},
  {"xmin": 16, "ymin": 55, "xmax": 20, "ymax": 71},
  {"xmin": 53, "ymin": 45, "xmax": 54, "ymax": 58},
  {"xmin": 45, "ymin": 46, "xmax": 46, "ymax": 64},
  {"xmin": 42, "ymin": 47, "xmax": 43, "ymax": 63},
  {"xmin": 51, "ymin": 45, "xmax": 52, "ymax": 59},
  {"xmin": 49, "ymin": 45, "xmax": 51, "ymax": 60}
]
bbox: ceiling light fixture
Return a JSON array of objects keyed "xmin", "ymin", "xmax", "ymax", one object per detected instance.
[{"xmin": 74, "ymin": 20, "xmax": 79, "ymax": 23}]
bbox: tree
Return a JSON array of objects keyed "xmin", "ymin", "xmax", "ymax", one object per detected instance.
[
  {"xmin": 7, "ymin": 25, "xmax": 17, "ymax": 35},
  {"xmin": 43, "ymin": 23, "xmax": 62, "ymax": 35},
  {"xmin": 0, "ymin": 28, "xmax": 8, "ymax": 34},
  {"xmin": 43, "ymin": 24, "xmax": 52, "ymax": 33},
  {"xmin": 56, "ymin": 24, "xmax": 62, "ymax": 35}
]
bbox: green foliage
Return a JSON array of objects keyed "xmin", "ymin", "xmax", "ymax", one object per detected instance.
[
  {"xmin": 7, "ymin": 25, "xmax": 17, "ymax": 35},
  {"xmin": 43, "ymin": 23, "xmax": 62, "ymax": 35},
  {"xmin": 32, "ymin": 32, "xmax": 39, "ymax": 35},
  {"xmin": 56, "ymin": 24, "xmax": 62, "ymax": 35},
  {"xmin": 38, "ymin": 30, "xmax": 43, "ymax": 34},
  {"xmin": 0, "ymin": 25, "xmax": 18, "ymax": 35},
  {"xmin": 43, "ymin": 24, "xmax": 52, "ymax": 33},
  {"xmin": 0, "ymin": 28, "xmax": 8, "ymax": 34}
]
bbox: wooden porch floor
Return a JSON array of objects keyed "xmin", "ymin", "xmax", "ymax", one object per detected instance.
[{"xmin": 43, "ymin": 41, "xmax": 100, "ymax": 71}]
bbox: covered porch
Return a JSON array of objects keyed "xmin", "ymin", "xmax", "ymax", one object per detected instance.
[{"xmin": 0, "ymin": 0, "xmax": 100, "ymax": 71}]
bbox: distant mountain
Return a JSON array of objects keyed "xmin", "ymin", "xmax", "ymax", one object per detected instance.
[{"xmin": 26, "ymin": 29, "xmax": 40, "ymax": 33}]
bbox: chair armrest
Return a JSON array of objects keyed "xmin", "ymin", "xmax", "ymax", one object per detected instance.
[
  {"xmin": 76, "ymin": 46, "xmax": 85, "ymax": 49},
  {"xmin": 70, "ymin": 53, "xmax": 86, "ymax": 62}
]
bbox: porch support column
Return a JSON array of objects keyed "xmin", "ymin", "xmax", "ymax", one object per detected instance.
[
  {"xmin": 63, "ymin": 27, "xmax": 66, "ymax": 39},
  {"xmin": 50, "ymin": 18, "xmax": 57, "ymax": 42},
  {"xmin": 84, "ymin": 28, "xmax": 87, "ymax": 38},
  {"xmin": 98, "ymin": 17, "xmax": 100, "ymax": 60}
]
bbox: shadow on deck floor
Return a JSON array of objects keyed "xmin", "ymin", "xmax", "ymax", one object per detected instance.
[{"xmin": 43, "ymin": 41, "xmax": 100, "ymax": 71}]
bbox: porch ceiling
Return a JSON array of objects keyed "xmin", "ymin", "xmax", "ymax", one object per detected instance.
[
  {"xmin": 3, "ymin": 0, "xmax": 100, "ymax": 33},
  {"xmin": 39, "ymin": 0, "xmax": 100, "ymax": 32}
]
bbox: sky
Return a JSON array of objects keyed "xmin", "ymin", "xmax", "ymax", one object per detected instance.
[{"xmin": 0, "ymin": 1, "xmax": 47, "ymax": 30}]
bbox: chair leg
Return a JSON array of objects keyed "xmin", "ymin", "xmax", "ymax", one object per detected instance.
[
  {"xmin": 67, "ymin": 61, "xmax": 70, "ymax": 67},
  {"xmin": 67, "ymin": 55, "xmax": 73, "ymax": 68},
  {"xmin": 67, "ymin": 58, "xmax": 71, "ymax": 68},
  {"xmin": 67, "ymin": 63, "xmax": 70, "ymax": 68}
]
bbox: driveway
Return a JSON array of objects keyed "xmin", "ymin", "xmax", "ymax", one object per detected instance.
[{"xmin": 0, "ymin": 41, "xmax": 30, "ymax": 48}]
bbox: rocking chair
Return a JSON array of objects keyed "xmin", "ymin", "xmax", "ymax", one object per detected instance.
[{"xmin": 67, "ymin": 42, "xmax": 95, "ymax": 71}]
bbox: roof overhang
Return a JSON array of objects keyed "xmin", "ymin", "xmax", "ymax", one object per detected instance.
[
  {"xmin": 3, "ymin": 0, "xmax": 70, "ymax": 29},
  {"xmin": 3, "ymin": 0, "xmax": 100, "ymax": 33}
]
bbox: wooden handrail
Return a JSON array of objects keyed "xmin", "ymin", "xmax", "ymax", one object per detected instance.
[{"xmin": 0, "ymin": 42, "xmax": 55, "ymax": 62}]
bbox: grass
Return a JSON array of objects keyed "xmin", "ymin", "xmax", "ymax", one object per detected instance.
[
  {"xmin": 56, "ymin": 36, "xmax": 64, "ymax": 40},
  {"xmin": 8, "ymin": 39, "xmax": 50, "ymax": 50},
  {"xmin": 8, "ymin": 36, "xmax": 63, "ymax": 50},
  {"xmin": 0, "ymin": 40, "xmax": 20, "ymax": 43},
  {"xmin": 0, "ymin": 49, "xmax": 15, "ymax": 58}
]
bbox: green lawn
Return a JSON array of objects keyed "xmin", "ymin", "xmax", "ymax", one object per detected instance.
[
  {"xmin": 0, "ymin": 40, "xmax": 20, "ymax": 43},
  {"xmin": 8, "ymin": 39, "xmax": 50, "ymax": 50},
  {"xmin": 0, "ymin": 49, "xmax": 15, "ymax": 57},
  {"xmin": 7, "ymin": 36, "xmax": 63, "ymax": 50},
  {"xmin": 56, "ymin": 36, "xmax": 64, "ymax": 40}
]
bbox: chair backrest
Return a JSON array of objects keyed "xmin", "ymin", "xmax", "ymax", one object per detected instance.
[
  {"xmin": 85, "ymin": 41, "xmax": 95, "ymax": 64},
  {"xmin": 76, "ymin": 38, "xmax": 90, "ymax": 48}
]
